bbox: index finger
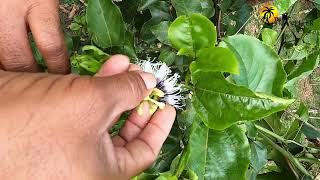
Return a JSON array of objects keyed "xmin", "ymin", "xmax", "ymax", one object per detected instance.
[{"xmin": 27, "ymin": 0, "xmax": 69, "ymax": 74}]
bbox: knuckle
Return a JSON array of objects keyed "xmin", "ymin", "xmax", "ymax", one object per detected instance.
[
  {"xmin": 86, "ymin": 77, "xmax": 110, "ymax": 105},
  {"xmin": 2, "ymin": 59, "xmax": 37, "ymax": 72},
  {"xmin": 62, "ymin": 76, "xmax": 101, "ymax": 130},
  {"xmin": 15, "ymin": 63, "xmax": 36, "ymax": 72},
  {"xmin": 26, "ymin": 0, "xmax": 41, "ymax": 11},
  {"xmin": 73, "ymin": 76, "xmax": 96, "ymax": 96},
  {"xmin": 125, "ymin": 72, "xmax": 146, "ymax": 103},
  {"xmin": 39, "ymin": 41, "xmax": 66, "ymax": 59}
]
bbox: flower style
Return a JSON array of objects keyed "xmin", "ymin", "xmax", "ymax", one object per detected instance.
[{"xmin": 137, "ymin": 59, "xmax": 184, "ymax": 115}]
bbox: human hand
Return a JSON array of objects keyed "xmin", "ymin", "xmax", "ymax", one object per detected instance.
[
  {"xmin": 0, "ymin": 55, "xmax": 176, "ymax": 180},
  {"xmin": 0, "ymin": 0, "xmax": 69, "ymax": 73}
]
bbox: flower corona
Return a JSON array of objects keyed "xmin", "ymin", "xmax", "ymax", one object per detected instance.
[{"xmin": 137, "ymin": 59, "xmax": 184, "ymax": 115}]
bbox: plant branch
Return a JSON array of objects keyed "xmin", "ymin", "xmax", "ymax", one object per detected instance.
[
  {"xmin": 285, "ymin": 156, "xmax": 300, "ymax": 179},
  {"xmin": 277, "ymin": 1, "xmax": 298, "ymax": 54},
  {"xmin": 255, "ymin": 125, "xmax": 288, "ymax": 143},
  {"xmin": 214, "ymin": 0, "xmax": 221, "ymax": 40},
  {"xmin": 259, "ymin": 132, "xmax": 313, "ymax": 178},
  {"xmin": 298, "ymin": 157, "xmax": 320, "ymax": 165},
  {"xmin": 277, "ymin": 26, "xmax": 287, "ymax": 55},
  {"xmin": 236, "ymin": 14, "xmax": 254, "ymax": 35},
  {"xmin": 310, "ymin": 117, "xmax": 320, "ymax": 120},
  {"xmin": 255, "ymin": 125, "xmax": 319, "ymax": 152}
]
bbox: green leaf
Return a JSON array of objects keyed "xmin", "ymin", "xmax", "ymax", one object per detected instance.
[
  {"xmin": 64, "ymin": 32, "xmax": 74, "ymax": 56},
  {"xmin": 259, "ymin": 132, "xmax": 313, "ymax": 178},
  {"xmin": 159, "ymin": 48, "xmax": 177, "ymax": 66},
  {"xmin": 139, "ymin": 1, "xmax": 171, "ymax": 44},
  {"xmin": 177, "ymin": 48, "xmax": 195, "ymax": 57},
  {"xmin": 297, "ymin": 103, "xmax": 309, "ymax": 121},
  {"xmin": 187, "ymin": 170, "xmax": 199, "ymax": 180},
  {"xmin": 155, "ymin": 172, "xmax": 178, "ymax": 180},
  {"xmin": 192, "ymin": 71, "xmax": 294, "ymax": 130},
  {"xmin": 138, "ymin": 0, "xmax": 157, "ymax": 11},
  {"xmin": 131, "ymin": 173, "xmax": 157, "ymax": 180},
  {"xmin": 190, "ymin": 47, "xmax": 239, "ymax": 74},
  {"xmin": 261, "ymin": 28, "xmax": 278, "ymax": 47},
  {"xmin": 177, "ymin": 101, "xmax": 199, "ymax": 138},
  {"xmin": 170, "ymin": 146, "xmax": 190, "ymax": 177},
  {"xmin": 117, "ymin": 0, "xmax": 140, "ymax": 23},
  {"xmin": 69, "ymin": 22, "xmax": 82, "ymax": 31},
  {"xmin": 248, "ymin": 141, "xmax": 268, "ymax": 180},
  {"xmin": 316, "ymin": 0, "xmax": 320, "ymax": 10},
  {"xmin": 151, "ymin": 21, "xmax": 171, "ymax": 45},
  {"xmin": 275, "ymin": 0, "xmax": 297, "ymax": 14},
  {"xmin": 223, "ymin": 35, "xmax": 287, "ymax": 97},
  {"xmin": 308, "ymin": 18, "xmax": 320, "ymax": 31},
  {"xmin": 187, "ymin": 119, "xmax": 250, "ymax": 180},
  {"xmin": 302, "ymin": 122, "xmax": 320, "ymax": 140},
  {"xmin": 74, "ymin": 15, "xmax": 87, "ymax": 25},
  {"xmin": 287, "ymin": 53, "xmax": 320, "ymax": 81},
  {"xmin": 285, "ymin": 53, "xmax": 320, "ymax": 97},
  {"xmin": 87, "ymin": 0, "xmax": 126, "ymax": 48},
  {"xmin": 168, "ymin": 14, "xmax": 217, "ymax": 56},
  {"xmin": 113, "ymin": 31, "xmax": 138, "ymax": 60},
  {"xmin": 82, "ymin": 45, "xmax": 110, "ymax": 61},
  {"xmin": 70, "ymin": 45, "xmax": 110, "ymax": 75},
  {"xmin": 141, "ymin": 18, "xmax": 161, "ymax": 43},
  {"xmin": 80, "ymin": 59, "xmax": 102, "ymax": 73},
  {"xmin": 147, "ymin": 124, "xmax": 182, "ymax": 174},
  {"xmin": 258, "ymin": 161, "xmax": 281, "ymax": 175},
  {"xmin": 31, "ymin": 41, "xmax": 46, "ymax": 67},
  {"xmin": 246, "ymin": 122, "xmax": 257, "ymax": 139},
  {"xmin": 218, "ymin": 0, "xmax": 253, "ymax": 35},
  {"xmin": 171, "ymin": 0, "xmax": 214, "ymax": 18},
  {"xmin": 149, "ymin": 1, "xmax": 171, "ymax": 20}
]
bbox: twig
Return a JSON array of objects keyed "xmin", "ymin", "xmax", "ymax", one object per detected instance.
[
  {"xmin": 310, "ymin": 117, "xmax": 320, "ymax": 120},
  {"xmin": 277, "ymin": 26, "xmax": 287, "ymax": 55},
  {"xmin": 277, "ymin": 1, "xmax": 298, "ymax": 54},
  {"xmin": 236, "ymin": 14, "xmax": 254, "ymax": 35},
  {"xmin": 285, "ymin": 156, "xmax": 300, "ymax": 179},
  {"xmin": 255, "ymin": 125, "xmax": 319, "ymax": 152},
  {"xmin": 298, "ymin": 157, "xmax": 320, "ymax": 165},
  {"xmin": 259, "ymin": 132, "xmax": 313, "ymax": 178},
  {"xmin": 214, "ymin": 0, "xmax": 222, "ymax": 40}
]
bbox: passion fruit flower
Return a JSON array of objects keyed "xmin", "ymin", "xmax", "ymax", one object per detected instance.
[{"xmin": 136, "ymin": 60, "xmax": 184, "ymax": 115}]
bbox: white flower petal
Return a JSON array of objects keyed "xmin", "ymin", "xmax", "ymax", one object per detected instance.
[{"xmin": 137, "ymin": 59, "xmax": 184, "ymax": 109}]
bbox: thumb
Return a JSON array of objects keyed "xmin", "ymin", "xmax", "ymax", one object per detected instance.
[{"xmin": 100, "ymin": 71, "xmax": 157, "ymax": 112}]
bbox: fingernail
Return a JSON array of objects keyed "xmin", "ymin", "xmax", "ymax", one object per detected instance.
[{"xmin": 140, "ymin": 73, "xmax": 156, "ymax": 89}]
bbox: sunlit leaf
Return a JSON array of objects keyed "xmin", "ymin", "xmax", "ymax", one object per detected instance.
[
  {"xmin": 168, "ymin": 14, "xmax": 216, "ymax": 56},
  {"xmin": 223, "ymin": 35, "xmax": 287, "ymax": 97},
  {"xmin": 190, "ymin": 47, "xmax": 239, "ymax": 74},
  {"xmin": 171, "ymin": 0, "xmax": 214, "ymax": 18},
  {"xmin": 261, "ymin": 28, "xmax": 278, "ymax": 47},
  {"xmin": 275, "ymin": 0, "xmax": 297, "ymax": 14},
  {"xmin": 87, "ymin": 0, "xmax": 126, "ymax": 48},
  {"xmin": 192, "ymin": 71, "xmax": 294, "ymax": 130},
  {"xmin": 285, "ymin": 53, "xmax": 320, "ymax": 97}
]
